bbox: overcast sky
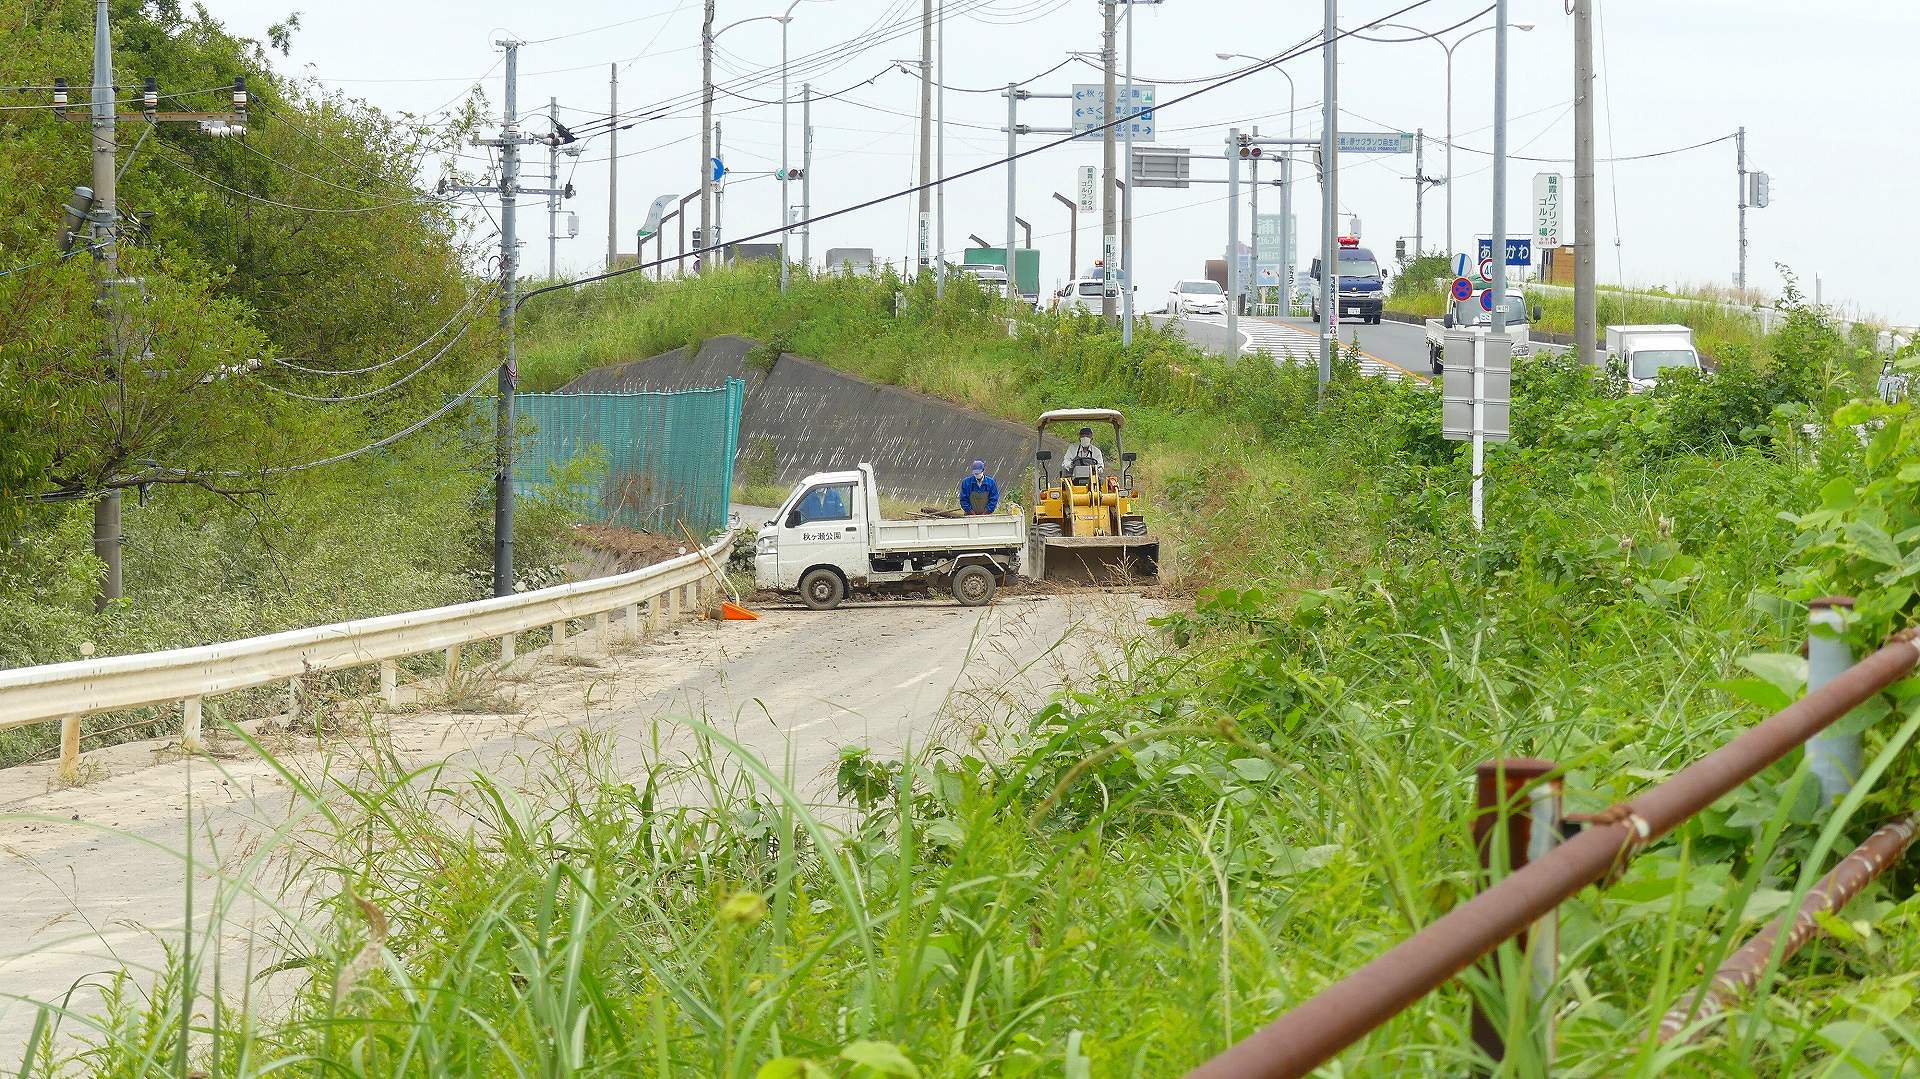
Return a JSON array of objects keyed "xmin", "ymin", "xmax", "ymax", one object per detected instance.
[{"xmin": 196, "ymin": 0, "xmax": 1919, "ymax": 325}]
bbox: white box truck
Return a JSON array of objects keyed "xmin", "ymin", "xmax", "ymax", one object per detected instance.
[
  {"xmin": 1604, "ymin": 324, "xmax": 1702, "ymax": 392},
  {"xmin": 753, "ymin": 463, "xmax": 1025, "ymax": 610}
]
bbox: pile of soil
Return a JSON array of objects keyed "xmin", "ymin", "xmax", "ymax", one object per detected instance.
[{"xmin": 571, "ymin": 524, "xmax": 693, "ymax": 573}]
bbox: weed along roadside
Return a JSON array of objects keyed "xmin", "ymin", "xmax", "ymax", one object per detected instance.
[{"xmin": 8, "ymin": 256, "xmax": 1920, "ymax": 1074}]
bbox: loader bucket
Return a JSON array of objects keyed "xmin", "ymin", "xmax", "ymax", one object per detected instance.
[{"xmin": 1039, "ymin": 537, "xmax": 1161, "ymax": 585}]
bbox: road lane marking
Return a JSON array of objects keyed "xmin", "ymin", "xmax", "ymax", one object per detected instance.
[{"xmin": 892, "ymin": 666, "xmax": 944, "ymax": 690}]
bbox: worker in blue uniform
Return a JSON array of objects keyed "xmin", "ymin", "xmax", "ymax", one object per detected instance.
[{"xmin": 959, "ymin": 460, "xmax": 1000, "ymax": 515}]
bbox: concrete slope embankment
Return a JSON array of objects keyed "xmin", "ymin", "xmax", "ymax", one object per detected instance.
[{"xmin": 561, "ymin": 336, "xmax": 1060, "ymax": 501}]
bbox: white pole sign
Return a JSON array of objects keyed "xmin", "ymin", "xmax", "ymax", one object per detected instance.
[
  {"xmin": 1077, "ymin": 166, "xmax": 1096, "ymax": 213},
  {"xmin": 1534, "ymin": 172, "xmax": 1563, "ymax": 250}
]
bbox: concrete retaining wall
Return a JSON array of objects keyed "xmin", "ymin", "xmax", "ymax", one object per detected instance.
[{"xmin": 561, "ymin": 335, "xmax": 1059, "ymax": 504}]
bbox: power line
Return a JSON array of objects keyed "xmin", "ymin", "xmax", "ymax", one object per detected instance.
[
  {"xmin": 252, "ymin": 299, "xmax": 492, "ymax": 402},
  {"xmin": 152, "ymin": 148, "xmax": 464, "ymax": 215},
  {"xmin": 270, "ymin": 283, "xmax": 498, "ymax": 375},
  {"xmin": 520, "ymin": 0, "xmax": 1450, "ymax": 306}
]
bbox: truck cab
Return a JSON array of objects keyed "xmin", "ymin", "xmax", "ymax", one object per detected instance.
[
  {"xmin": 1604, "ymin": 324, "xmax": 1703, "ymax": 392},
  {"xmin": 754, "ymin": 463, "xmax": 1026, "ymax": 609},
  {"xmin": 1307, "ymin": 236, "xmax": 1385, "ymax": 324},
  {"xmin": 1426, "ymin": 289, "xmax": 1541, "ymax": 373}
]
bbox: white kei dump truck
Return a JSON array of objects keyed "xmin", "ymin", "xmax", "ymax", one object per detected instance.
[{"xmin": 752, "ymin": 463, "xmax": 1025, "ymax": 610}]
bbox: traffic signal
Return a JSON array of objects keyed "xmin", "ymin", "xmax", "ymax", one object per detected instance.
[{"xmin": 1749, "ymin": 171, "xmax": 1771, "ymax": 209}]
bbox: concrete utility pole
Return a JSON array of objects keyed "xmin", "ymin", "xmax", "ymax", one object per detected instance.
[
  {"xmin": 1100, "ymin": 0, "xmax": 1117, "ymax": 321},
  {"xmin": 713, "ymin": 120, "xmax": 724, "ymax": 256},
  {"xmin": 802, "ymin": 83, "xmax": 814, "ymax": 271},
  {"xmin": 1005, "ymin": 82, "xmax": 1018, "ymax": 269},
  {"xmin": 1736, "ymin": 125, "xmax": 1748, "ymax": 293},
  {"xmin": 89, "ymin": 0, "xmax": 121, "ymax": 610},
  {"xmin": 1318, "ymin": 0, "xmax": 1337, "ymax": 392},
  {"xmin": 607, "ymin": 65, "xmax": 618, "ymax": 270},
  {"xmin": 918, "ymin": 0, "xmax": 933, "ymax": 273},
  {"xmin": 1573, "ymin": 0, "xmax": 1596, "ymax": 363},
  {"xmin": 935, "ymin": 0, "xmax": 946, "ymax": 296},
  {"xmin": 1481, "ymin": 3, "xmax": 1512, "ymax": 534},
  {"xmin": 1410, "ymin": 128, "xmax": 1443, "ymax": 259},
  {"xmin": 699, "ymin": 0, "xmax": 716, "ymax": 272},
  {"xmin": 1120, "ymin": 0, "xmax": 1137, "ymax": 342},
  {"xmin": 497, "ymin": 42, "xmax": 523, "ymax": 596},
  {"xmin": 445, "ymin": 41, "xmax": 566, "ymax": 595},
  {"xmin": 548, "ymin": 97, "xmax": 560, "ymax": 278}
]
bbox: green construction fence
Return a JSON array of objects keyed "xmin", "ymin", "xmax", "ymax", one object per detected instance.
[{"xmin": 512, "ymin": 380, "xmax": 744, "ymax": 535}]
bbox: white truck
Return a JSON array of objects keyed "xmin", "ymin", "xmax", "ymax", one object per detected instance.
[
  {"xmin": 752, "ymin": 463, "xmax": 1025, "ymax": 610},
  {"xmin": 1426, "ymin": 289, "xmax": 1542, "ymax": 374},
  {"xmin": 1604, "ymin": 324, "xmax": 1704, "ymax": 392}
]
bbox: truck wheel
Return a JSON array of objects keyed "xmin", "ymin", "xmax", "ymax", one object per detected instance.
[
  {"xmin": 798, "ymin": 568, "xmax": 845, "ymax": 611},
  {"xmin": 952, "ymin": 565, "xmax": 997, "ymax": 607}
]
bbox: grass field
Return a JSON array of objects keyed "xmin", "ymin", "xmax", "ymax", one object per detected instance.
[{"xmin": 18, "ymin": 264, "xmax": 1920, "ymax": 1076}]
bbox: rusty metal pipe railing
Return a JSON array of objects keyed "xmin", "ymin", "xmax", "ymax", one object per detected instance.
[
  {"xmin": 1186, "ymin": 633, "xmax": 1920, "ymax": 1079},
  {"xmin": 1657, "ymin": 812, "xmax": 1919, "ymax": 1043}
]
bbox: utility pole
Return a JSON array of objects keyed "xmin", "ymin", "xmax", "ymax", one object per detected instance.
[
  {"xmin": 443, "ymin": 41, "xmax": 567, "ymax": 596},
  {"xmin": 1005, "ymin": 82, "xmax": 1018, "ymax": 272},
  {"xmin": 1318, "ymin": 0, "xmax": 1337, "ymax": 393},
  {"xmin": 1735, "ymin": 125, "xmax": 1748, "ymax": 293},
  {"xmin": 607, "ymin": 65, "xmax": 618, "ymax": 270},
  {"xmin": 699, "ymin": 0, "xmax": 716, "ymax": 272},
  {"xmin": 918, "ymin": 0, "xmax": 933, "ymax": 274},
  {"xmin": 713, "ymin": 120, "xmax": 724, "ymax": 257},
  {"xmin": 935, "ymin": 0, "xmax": 946, "ymax": 297},
  {"xmin": 1482, "ymin": 2, "xmax": 1511, "ymax": 535},
  {"xmin": 548, "ymin": 96, "xmax": 559, "ymax": 278},
  {"xmin": 1100, "ymin": 0, "xmax": 1117, "ymax": 321},
  {"xmin": 801, "ymin": 83, "xmax": 813, "ymax": 271},
  {"xmin": 1573, "ymin": 0, "xmax": 1596, "ymax": 364},
  {"xmin": 779, "ymin": 13, "xmax": 792, "ymax": 292},
  {"xmin": 1409, "ymin": 128, "xmax": 1443, "ymax": 261},
  {"xmin": 89, "ymin": 0, "xmax": 121, "ymax": 610},
  {"xmin": 1120, "ymin": 0, "xmax": 1137, "ymax": 342}
]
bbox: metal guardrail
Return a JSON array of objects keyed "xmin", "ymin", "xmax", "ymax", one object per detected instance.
[
  {"xmin": 0, "ymin": 534, "xmax": 735, "ymax": 782},
  {"xmin": 1188, "ymin": 622, "xmax": 1920, "ymax": 1079}
]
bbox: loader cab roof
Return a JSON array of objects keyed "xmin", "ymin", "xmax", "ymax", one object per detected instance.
[{"xmin": 1037, "ymin": 408, "xmax": 1125, "ymax": 431}]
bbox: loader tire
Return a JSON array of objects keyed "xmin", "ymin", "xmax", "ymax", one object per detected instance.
[
  {"xmin": 799, "ymin": 568, "xmax": 846, "ymax": 611},
  {"xmin": 952, "ymin": 565, "xmax": 997, "ymax": 607}
]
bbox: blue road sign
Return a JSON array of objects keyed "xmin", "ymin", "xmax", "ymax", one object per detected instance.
[
  {"xmin": 1451, "ymin": 276, "xmax": 1474, "ymax": 302},
  {"xmin": 1476, "ymin": 237, "xmax": 1532, "ymax": 266},
  {"xmin": 711, "ymin": 157, "xmax": 726, "ymax": 182},
  {"xmin": 1480, "ymin": 288, "xmax": 1496, "ymax": 312}
]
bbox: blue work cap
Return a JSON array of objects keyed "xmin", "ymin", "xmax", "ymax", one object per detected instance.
[{"xmin": 971, "ymin": 460, "xmax": 986, "ymax": 471}]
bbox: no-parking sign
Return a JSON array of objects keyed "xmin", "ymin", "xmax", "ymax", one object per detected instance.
[
  {"xmin": 1451, "ymin": 276, "xmax": 1474, "ymax": 302},
  {"xmin": 1479, "ymin": 288, "xmax": 1496, "ymax": 312}
]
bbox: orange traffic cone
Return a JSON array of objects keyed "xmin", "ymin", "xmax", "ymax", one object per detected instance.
[{"xmin": 721, "ymin": 601, "xmax": 759, "ymax": 621}]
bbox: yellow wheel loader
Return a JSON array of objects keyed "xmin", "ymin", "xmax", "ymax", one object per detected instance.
[{"xmin": 1029, "ymin": 408, "xmax": 1161, "ymax": 584}]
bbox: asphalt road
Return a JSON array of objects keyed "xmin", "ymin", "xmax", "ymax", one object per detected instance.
[
  {"xmin": 0, "ymin": 591, "xmax": 1156, "ymax": 1050},
  {"xmin": 1153, "ymin": 313, "xmax": 1432, "ymax": 383}
]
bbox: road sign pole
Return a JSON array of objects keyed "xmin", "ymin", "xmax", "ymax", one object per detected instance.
[
  {"xmin": 1471, "ymin": 334, "xmax": 1485, "ymax": 531},
  {"xmin": 1226, "ymin": 129, "xmax": 1240, "ymax": 355}
]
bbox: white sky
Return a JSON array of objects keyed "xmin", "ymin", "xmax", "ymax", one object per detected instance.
[{"xmin": 197, "ymin": 0, "xmax": 1920, "ymax": 325}]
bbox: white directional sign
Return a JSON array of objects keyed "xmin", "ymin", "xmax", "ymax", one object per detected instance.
[
  {"xmin": 1072, "ymin": 83, "xmax": 1156, "ymax": 141},
  {"xmin": 917, "ymin": 211, "xmax": 930, "ymax": 263},
  {"xmin": 1534, "ymin": 172, "xmax": 1563, "ymax": 250},
  {"xmin": 1336, "ymin": 131, "xmax": 1414, "ymax": 154},
  {"xmin": 1077, "ymin": 165, "xmax": 1096, "ymax": 212}
]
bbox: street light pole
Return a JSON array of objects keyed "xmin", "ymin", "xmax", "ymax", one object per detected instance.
[
  {"xmin": 699, "ymin": 0, "xmax": 715, "ymax": 271},
  {"xmin": 781, "ymin": 12, "xmax": 791, "ymax": 290},
  {"xmin": 936, "ymin": 0, "xmax": 946, "ymax": 297},
  {"xmin": 1220, "ymin": 52, "xmax": 1295, "ymax": 313},
  {"xmin": 1100, "ymin": 0, "xmax": 1117, "ymax": 322},
  {"xmin": 1319, "ymin": 0, "xmax": 1336, "ymax": 393}
]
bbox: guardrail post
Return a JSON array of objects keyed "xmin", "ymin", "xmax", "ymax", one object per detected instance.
[
  {"xmin": 1807, "ymin": 597, "xmax": 1861, "ymax": 804},
  {"xmin": 379, "ymin": 660, "xmax": 399, "ymax": 709},
  {"xmin": 625, "ymin": 602, "xmax": 641, "ymax": 641},
  {"xmin": 182, "ymin": 696, "xmax": 203, "ymax": 750},
  {"xmin": 500, "ymin": 631, "xmax": 516, "ymax": 664},
  {"xmin": 57, "ymin": 715, "xmax": 81, "ymax": 784},
  {"xmin": 649, "ymin": 595, "xmax": 664, "ymax": 634},
  {"xmin": 1470, "ymin": 758, "xmax": 1561, "ymax": 1072},
  {"xmin": 286, "ymin": 678, "xmax": 299, "ymax": 724},
  {"xmin": 595, "ymin": 612, "xmax": 612, "ymax": 653},
  {"xmin": 666, "ymin": 586, "xmax": 681, "ymax": 622},
  {"xmin": 445, "ymin": 643, "xmax": 462, "ymax": 676},
  {"xmin": 551, "ymin": 620, "xmax": 567, "ymax": 659}
]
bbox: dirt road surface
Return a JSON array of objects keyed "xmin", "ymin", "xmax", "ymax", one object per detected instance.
[{"xmin": 0, "ymin": 591, "xmax": 1158, "ymax": 1052}]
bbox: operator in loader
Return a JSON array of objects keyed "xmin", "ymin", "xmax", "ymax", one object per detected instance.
[
  {"xmin": 1064, "ymin": 426, "xmax": 1105, "ymax": 483},
  {"xmin": 959, "ymin": 460, "xmax": 1000, "ymax": 515}
]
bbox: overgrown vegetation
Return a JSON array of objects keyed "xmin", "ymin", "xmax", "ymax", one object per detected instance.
[
  {"xmin": 23, "ymin": 255, "xmax": 1920, "ymax": 1074},
  {"xmin": 0, "ymin": 2, "xmax": 586, "ymax": 763}
]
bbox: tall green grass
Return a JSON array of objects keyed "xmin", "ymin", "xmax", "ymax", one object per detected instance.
[{"xmin": 16, "ymin": 265, "xmax": 1920, "ymax": 1075}]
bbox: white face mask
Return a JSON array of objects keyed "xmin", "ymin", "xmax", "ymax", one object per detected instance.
[{"xmin": 1080, "ymin": 438, "xmax": 1092, "ymax": 449}]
